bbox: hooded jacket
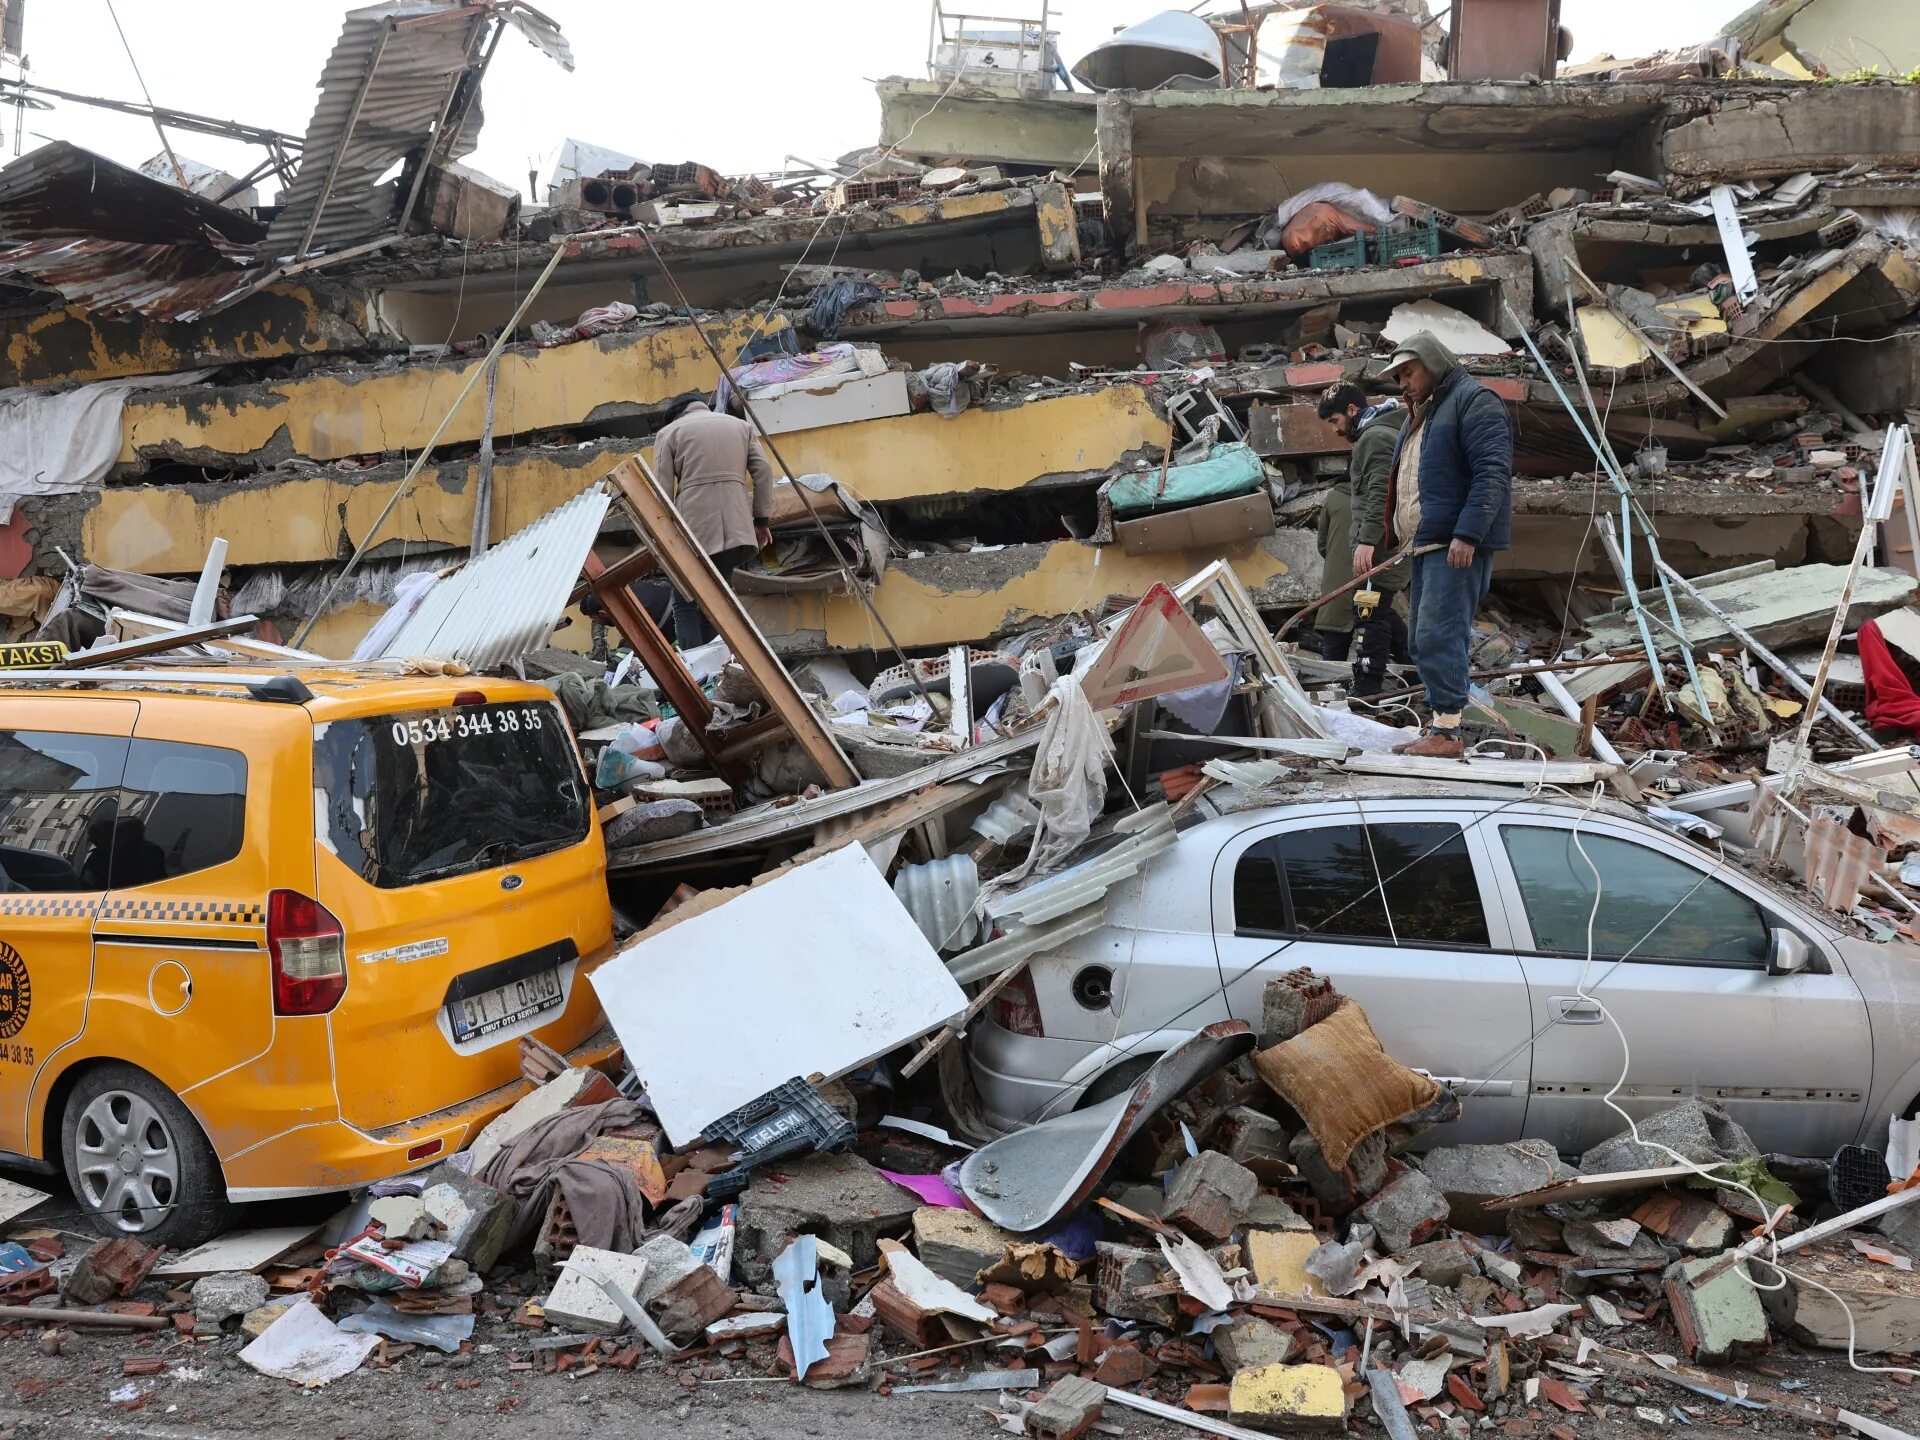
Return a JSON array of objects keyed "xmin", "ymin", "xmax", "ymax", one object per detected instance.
[{"xmin": 1379, "ymin": 332, "xmax": 1513, "ymax": 554}]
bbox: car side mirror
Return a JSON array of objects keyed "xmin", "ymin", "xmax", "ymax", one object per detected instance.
[{"xmin": 1768, "ymin": 927, "xmax": 1812, "ymax": 977}]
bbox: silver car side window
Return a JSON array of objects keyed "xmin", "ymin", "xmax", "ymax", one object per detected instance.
[
  {"xmin": 1499, "ymin": 825, "xmax": 1768, "ymax": 967},
  {"xmin": 1231, "ymin": 822, "xmax": 1490, "ymax": 948}
]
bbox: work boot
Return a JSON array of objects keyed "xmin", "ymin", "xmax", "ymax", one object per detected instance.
[{"xmin": 1391, "ymin": 726, "xmax": 1465, "ymax": 759}]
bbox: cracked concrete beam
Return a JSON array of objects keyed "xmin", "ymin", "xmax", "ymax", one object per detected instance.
[
  {"xmin": 113, "ymin": 312, "xmax": 784, "ymax": 473},
  {"xmin": 1663, "ymin": 86, "xmax": 1920, "ymax": 181}
]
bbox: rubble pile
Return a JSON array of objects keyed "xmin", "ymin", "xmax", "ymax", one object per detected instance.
[{"xmin": 3, "ymin": 971, "xmax": 1916, "ymax": 1435}]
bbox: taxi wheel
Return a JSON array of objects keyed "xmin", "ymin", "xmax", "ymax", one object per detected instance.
[{"xmin": 60, "ymin": 1065, "xmax": 230, "ymax": 1250}]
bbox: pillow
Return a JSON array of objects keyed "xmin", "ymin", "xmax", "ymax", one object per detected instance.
[{"xmin": 1252, "ymin": 997, "xmax": 1443, "ymax": 1169}]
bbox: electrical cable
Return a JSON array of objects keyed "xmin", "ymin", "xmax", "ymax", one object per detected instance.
[{"xmin": 1561, "ymin": 779, "xmax": 1918, "ymax": 1383}]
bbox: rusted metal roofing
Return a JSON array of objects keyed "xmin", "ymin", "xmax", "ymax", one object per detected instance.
[
  {"xmin": 0, "ymin": 236, "xmax": 261, "ymax": 321},
  {"xmin": 264, "ymin": 1, "xmax": 569, "ymax": 263},
  {"xmin": 0, "ymin": 141, "xmax": 265, "ymax": 245}
]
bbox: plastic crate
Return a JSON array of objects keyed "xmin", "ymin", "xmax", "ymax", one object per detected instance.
[
  {"xmin": 1307, "ymin": 233, "xmax": 1369, "ymax": 270},
  {"xmin": 1376, "ymin": 216, "xmax": 1441, "ymax": 264}
]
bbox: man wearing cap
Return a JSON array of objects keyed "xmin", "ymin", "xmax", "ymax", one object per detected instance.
[{"xmin": 1378, "ymin": 331, "xmax": 1513, "ymax": 757}]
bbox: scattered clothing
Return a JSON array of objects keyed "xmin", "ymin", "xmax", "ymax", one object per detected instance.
[
  {"xmin": 475, "ymin": 1099, "xmax": 652, "ymax": 1255},
  {"xmin": 808, "ymin": 278, "xmax": 882, "ymax": 339},
  {"xmin": 1859, "ymin": 618, "xmax": 1920, "ymax": 734}
]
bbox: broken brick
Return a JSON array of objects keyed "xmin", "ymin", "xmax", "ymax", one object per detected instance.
[
  {"xmin": 1228, "ymin": 1362, "xmax": 1349, "ymax": 1432},
  {"xmin": 1090, "ymin": 1342, "xmax": 1154, "ymax": 1388},
  {"xmin": 1162, "ymin": 1150, "xmax": 1259, "ymax": 1245},
  {"xmin": 63, "ymin": 1238, "xmax": 161, "ymax": 1306}
]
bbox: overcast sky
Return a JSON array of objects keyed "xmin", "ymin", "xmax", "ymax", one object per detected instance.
[{"xmin": 4, "ymin": 0, "xmax": 1730, "ymax": 199}]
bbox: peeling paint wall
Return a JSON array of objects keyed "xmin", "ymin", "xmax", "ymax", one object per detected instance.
[
  {"xmin": 76, "ymin": 385, "xmax": 1162, "ymax": 571},
  {"xmin": 0, "ymin": 283, "xmax": 384, "ymax": 388},
  {"xmin": 117, "ymin": 313, "xmax": 784, "ymax": 469},
  {"xmin": 749, "ymin": 531, "xmax": 1322, "ymax": 653}
]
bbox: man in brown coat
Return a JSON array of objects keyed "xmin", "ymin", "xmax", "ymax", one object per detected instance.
[{"xmin": 652, "ymin": 398, "xmax": 774, "ymax": 648}]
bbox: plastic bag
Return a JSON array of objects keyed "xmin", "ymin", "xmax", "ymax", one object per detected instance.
[
  {"xmin": 594, "ymin": 723, "xmax": 667, "ymax": 787},
  {"xmin": 1142, "ymin": 318, "xmax": 1227, "ymax": 372}
]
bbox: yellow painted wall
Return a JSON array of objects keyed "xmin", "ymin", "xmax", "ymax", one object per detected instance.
[
  {"xmin": 749, "ymin": 536, "xmax": 1301, "ymax": 651},
  {"xmin": 84, "ymin": 387, "xmax": 1163, "ymax": 572},
  {"xmin": 652, "ymin": 387, "xmax": 1163, "ymax": 503},
  {"xmin": 118, "ymin": 314, "xmax": 783, "ymax": 465},
  {"xmin": 1, "ymin": 285, "xmax": 376, "ymax": 388},
  {"xmin": 82, "ymin": 448, "xmax": 618, "ymax": 573}
]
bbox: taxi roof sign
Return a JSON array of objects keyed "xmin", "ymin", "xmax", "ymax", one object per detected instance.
[{"xmin": 0, "ymin": 641, "xmax": 66, "ymax": 670}]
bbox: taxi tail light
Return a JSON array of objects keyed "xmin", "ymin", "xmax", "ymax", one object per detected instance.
[
  {"xmin": 268, "ymin": 889, "xmax": 347, "ymax": 1016},
  {"xmin": 990, "ymin": 966, "xmax": 1046, "ymax": 1037}
]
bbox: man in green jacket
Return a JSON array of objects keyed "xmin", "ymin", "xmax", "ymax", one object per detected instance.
[{"xmin": 1317, "ymin": 383, "xmax": 1409, "ymax": 698}]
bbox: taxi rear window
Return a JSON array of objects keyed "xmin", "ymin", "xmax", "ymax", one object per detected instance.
[{"xmin": 313, "ymin": 699, "xmax": 590, "ymax": 889}]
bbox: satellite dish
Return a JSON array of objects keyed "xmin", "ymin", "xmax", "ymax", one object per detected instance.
[{"xmin": 1071, "ymin": 10, "xmax": 1223, "ymax": 92}]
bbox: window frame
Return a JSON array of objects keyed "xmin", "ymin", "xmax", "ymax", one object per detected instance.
[
  {"xmin": 108, "ymin": 737, "xmax": 251, "ymax": 890},
  {"xmin": 1492, "ymin": 819, "xmax": 1779, "ymax": 972},
  {"xmin": 1225, "ymin": 816, "xmax": 1496, "ymax": 953}
]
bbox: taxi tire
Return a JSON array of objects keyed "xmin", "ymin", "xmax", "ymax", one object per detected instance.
[{"xmin": 60, "ymin": 1064, "xmax": 231, "ymax": 1251}]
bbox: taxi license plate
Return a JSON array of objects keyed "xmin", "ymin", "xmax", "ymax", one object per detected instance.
[{"xmin": 448, "ymin": 968, "xmax": 563, "ymax": 1041}]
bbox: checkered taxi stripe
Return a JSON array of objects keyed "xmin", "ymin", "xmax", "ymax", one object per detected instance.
[
  {"xmin": 101, "ymin": 899, "xmax": 265, "ymax": 924},
  {"xmin": 0, "ymin": 896, "xmax": 265, "ymax": 924},
  {"xmin": 0, "ymin": 895, "xmax": 94, "ymax": 917}
]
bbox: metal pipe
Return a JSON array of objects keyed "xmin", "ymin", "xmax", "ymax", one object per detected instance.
[
  {"xmin": 1651, "ymin": 555, "xmax": 1876, "ymax": 750},
  {"xmin": 294, "ymin": 17, "xmax": 395, "ymax": 262}
]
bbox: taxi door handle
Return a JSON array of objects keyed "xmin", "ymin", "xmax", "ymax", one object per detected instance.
[{"xmin": 1549, "ymin": 995, "xmax": 1604, "ymax": 1024}]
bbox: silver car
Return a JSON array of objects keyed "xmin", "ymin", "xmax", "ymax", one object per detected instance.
[{"xmin": 967, "ymin": 781, "xmax": 1911, "ymax": 1158}]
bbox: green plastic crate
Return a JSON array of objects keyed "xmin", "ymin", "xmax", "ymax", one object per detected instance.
[
  {"xmin": 1376, "ymin": 216, "xmax": 1441, "ymax": 264},
  {"xmin": 1307, "ymin": 233, "xmax": 1369, "ymax": 270}
]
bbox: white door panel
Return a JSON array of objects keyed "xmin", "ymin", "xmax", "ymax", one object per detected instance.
[{"xmin": 1487, "ymin": 819, "xmax": 1871, "ymax": 1157}]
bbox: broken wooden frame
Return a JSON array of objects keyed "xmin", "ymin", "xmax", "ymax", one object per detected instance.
[
  {"xmin": 597, "ymin": 455, "xmax": 859, "ymax": 791},
  {"xmin": 1169, "ymin": 561, "xmax": 1326, "ymax": 738}
]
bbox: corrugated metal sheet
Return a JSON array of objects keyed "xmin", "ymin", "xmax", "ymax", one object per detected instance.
[
  {"xmin": 0, "ymin": 141, "xmax": 264, "ymax": 245},
  {"xmin": 0, "ymin": 237, "xmax": 261, "ymax": 321},
  {"xmin": 894, "ymin": 855, "xmax": 982, "ymax": 953},
  {"xmin": 263, "ymin": 0, "xmax": 492, "ymax": 261},
  {"xmin": 374, "ymin": 484, "xmax": 610, "ymax": 669}
]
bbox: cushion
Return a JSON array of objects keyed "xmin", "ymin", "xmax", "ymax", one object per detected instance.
[{"xmin": 1252, "ymin": 997, "xmax": 1443, "ymax": 1169}]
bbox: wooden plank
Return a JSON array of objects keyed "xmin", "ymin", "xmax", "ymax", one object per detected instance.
[
  {"xmin": 582, "ymin": 550, "xmax": 740, "ymax": 783},
  {"xmin": 607, "ymin": 457, "xmax": 858, "ymax": 790}
]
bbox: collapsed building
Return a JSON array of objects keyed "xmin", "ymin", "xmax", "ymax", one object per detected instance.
[{"xmin": 0, "ymin": 0, "xmax": 1917, "ymax": 678}]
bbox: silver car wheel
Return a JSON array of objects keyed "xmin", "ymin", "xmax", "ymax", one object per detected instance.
[{"xmin": 73, "ymin": 1088, "xmax": 180, "ymax": 1233}]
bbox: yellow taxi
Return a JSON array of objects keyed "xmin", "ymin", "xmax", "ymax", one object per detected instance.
[{"xmin": 0, "ymin": 661, "xmax": 618, "ymax": 1245}]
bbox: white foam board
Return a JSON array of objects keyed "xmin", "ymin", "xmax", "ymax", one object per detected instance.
[{"xmin": 591, "ymin": 845, "xmax": 967, "ymax": 1145}]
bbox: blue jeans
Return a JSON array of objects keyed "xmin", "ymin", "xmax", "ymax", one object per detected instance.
[{"xmin": 1408, "ymin": 548, "xmax": 1494, "ymax": 717}]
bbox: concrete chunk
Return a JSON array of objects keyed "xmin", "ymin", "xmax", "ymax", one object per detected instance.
[
  {"xmin": 190, "ymin": 1272, "xmax": 271, "ymax": 1332},
  {"xmin": 1215, "ymin": 1316, "xmax": 1296, "ymax": 1374},
  {"xmin": 1026, "ymin": 1374, "xmax": 1106, "ymax": 1440},
  {"xmin": 542, "ymin": 1246, "xmax": 648, "ymax": 1335},
  {"xmin": 912, "ymin": 1205, "xmax": 1014, "ymax": 1288},
  {"xmin": 1163, "ymin": 1151, "xmax": 1260, "ymax": 1244},
  {"xmin": 1664, "ymin": 1255, "xmax": 1769, "ymax": 1364},
  {"xmin": 1246, "ymin": 1230, "xmax": 1325, "ymax": 1297},
  {"xmin": 1228, "ymin": 1362, "xmax": 1349, "ymax": 1432},
  {"xmin": 736, "ymin": 1152, "xmax": 918, "ymax": 1286},
  {"xmin": 1355, "ymin": 1167, "xmax": 1449, "ymax": 1254},
  {"xmin": 1415, "ymin": 1141, "xmax": 1574, "ymax": 1232}
]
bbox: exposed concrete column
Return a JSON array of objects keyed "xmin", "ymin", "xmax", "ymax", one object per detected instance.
[{"xmin": 1097, "ymin": 92, "xmax": 1139, "ymax": 257}]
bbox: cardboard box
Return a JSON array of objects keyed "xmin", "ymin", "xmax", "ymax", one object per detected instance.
[{"xmin": 1114, "ymin": 492, "xmax": 1275, "ymax": 557}]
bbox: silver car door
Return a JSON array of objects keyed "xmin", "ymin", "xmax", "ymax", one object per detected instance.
[
  {"xmin": 1486, "ymin": 816, "xmax": 1871, "ymax": 1158},
  {"xmin": 1210, "ymin": 806, "xmax": 1533, "ymax": 1142}
]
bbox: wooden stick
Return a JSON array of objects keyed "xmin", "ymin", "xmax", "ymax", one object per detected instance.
[{"xmin": 0, "ymin": 1305, "xmax": 168, "ymax": 1329}]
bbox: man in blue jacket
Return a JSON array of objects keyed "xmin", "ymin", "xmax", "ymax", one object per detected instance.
[{"xmin": 1376, "ymin": 331, "xmax": 1513, "ymax": 758}]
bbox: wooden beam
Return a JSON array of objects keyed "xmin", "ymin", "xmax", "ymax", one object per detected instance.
[
  {"xmin": 606, "ymin": 457, "xmax": 859, "ymax": 790},
  {"xmin": 582, "ymin": 551, "xmax": 741, "ymax": 785}
]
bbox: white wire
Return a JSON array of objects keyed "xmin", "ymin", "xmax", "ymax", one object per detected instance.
[{"xmin": 1564, "ymin": 779, "xmax": 1917, "ymax": 1381}]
